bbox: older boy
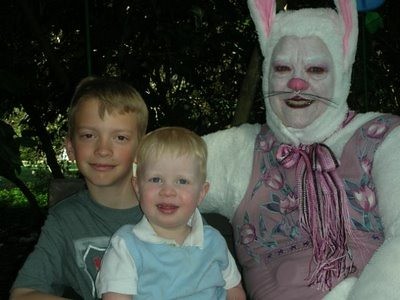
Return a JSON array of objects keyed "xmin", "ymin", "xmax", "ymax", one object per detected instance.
[{"xmin": 10, "ymin": 76, "xmax": 148, "ymax": 300}]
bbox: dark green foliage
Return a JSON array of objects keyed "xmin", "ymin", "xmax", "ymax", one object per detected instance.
[{"xmin": 0, "ymin": 121, "xmax": 22, "ymax": 179}]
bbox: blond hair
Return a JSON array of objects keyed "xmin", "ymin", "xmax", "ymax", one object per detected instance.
[
  {"xmin": 136, "ymin": 127, "xmax": 207, "ymax": 182},
  {"xmin": 67, "ymin": 76, "xmax": 148, "ymax": 140}
]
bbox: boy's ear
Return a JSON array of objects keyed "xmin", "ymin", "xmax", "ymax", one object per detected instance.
[
  {"xmin": 65, "ymin": 137, "xmax": 76, "ymax": 160},
  {"xmin": 132, "ymin": 176, "xmax": 140, "ymax": 199},
  {"xmin": 197, "ymin": 181, "xmax": 210, "ymax": 206}
]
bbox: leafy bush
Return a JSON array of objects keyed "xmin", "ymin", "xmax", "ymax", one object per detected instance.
[
  {"xmin": 0, "ymin": 165, "xmax": 53, "ymax": 208},
  {"xmin": 21, "ymin": 165, "xmax": 53, "ymax": 195},
  {"xmin": 0, "ymin": 162, "xmax": 80, "ymax": 209},
  {"xmin": 0, "ymin": 188, "xmax": 47, "ymax": 208}
]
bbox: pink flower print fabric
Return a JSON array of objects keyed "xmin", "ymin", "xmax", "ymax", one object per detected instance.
[{"xmin": 232, "ymin": 113, "xmax": 400, "ymax": 297}]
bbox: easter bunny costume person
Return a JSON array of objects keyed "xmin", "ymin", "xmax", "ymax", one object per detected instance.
[{"xmin": 201, "ymin": 0, "xmax": 400, "ymax": 299}]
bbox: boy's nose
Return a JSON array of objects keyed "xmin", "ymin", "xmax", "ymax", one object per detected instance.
[
  {"xmin": 287, "ymin": 77, "xmax": 309, "ymax": 91},
  {"xmin": 95, "ymin": 138, "xmax": 112, "ymax": 156},
  {"xmin": 159, "ymin": 184, "xmax": 177, "ymax": 197}
]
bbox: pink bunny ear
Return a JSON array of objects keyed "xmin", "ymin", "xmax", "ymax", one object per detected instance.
[
  {"xmin": 336, "ymin": 0, "xmax": 358, "ymax": 58},
  {"xmin": 254, "ymin": 0, "xmax": 276, "ymax": 37},
  {"xmin": 248, "ymin": 0, "xmax": 276, "ymax": 45}
]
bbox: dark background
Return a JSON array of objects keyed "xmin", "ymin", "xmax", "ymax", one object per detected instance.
[{"xmin": 1, "ymin": 0, "xmax": 399, "ymax": 298}]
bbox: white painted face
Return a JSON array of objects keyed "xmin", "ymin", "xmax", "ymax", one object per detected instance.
[{"xmin": 268, "ymin": 36, "xmax": 335, "ymax": 129}]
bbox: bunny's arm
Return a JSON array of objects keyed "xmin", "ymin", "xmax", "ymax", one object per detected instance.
[
  {"xmin": 326, "ymin": 126, "xmax": 400, "ymax": 299},
  {"xmin": 200, "ymin": 123, "xmax": 261, "ymax": 220}
]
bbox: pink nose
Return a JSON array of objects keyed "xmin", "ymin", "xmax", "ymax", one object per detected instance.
[{"xmin": 287, "ymin": 78, "xmax": 309, "ymax": 91}]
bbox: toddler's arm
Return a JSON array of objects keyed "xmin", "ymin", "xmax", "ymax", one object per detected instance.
[
  {"xmin": 103, "ymin": 292, "xmax": 132, "ymax": 300},
  {"xmin": 227, "ymin": 282, "xmax": 246, "ymax": 300}
]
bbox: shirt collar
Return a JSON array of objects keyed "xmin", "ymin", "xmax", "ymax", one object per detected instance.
[{"xmin": 132, "ymin": 208, "xmax": 204, "ymax": 248}]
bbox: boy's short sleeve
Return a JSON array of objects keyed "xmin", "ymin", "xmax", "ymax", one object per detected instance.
[
  {"xmin": 222, "ymin": 250, "xmax": 242, "ymax": 289},
  {"xmin": 96, "ymin": 235, "xmax": 138, "ymax": 297},
  {"xmin": 12, "ymin": 212, "xmax": 67, "ymax": 295}
]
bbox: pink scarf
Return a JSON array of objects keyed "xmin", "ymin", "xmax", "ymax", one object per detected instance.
[{"xmin": 277, "ymin": 143, "xmax": 354, "ymax": 290}]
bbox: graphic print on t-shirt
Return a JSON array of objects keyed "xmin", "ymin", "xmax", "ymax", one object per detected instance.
[{"xmin": 74, "ymin": 236, "xmax": 110, "ymax": 298}]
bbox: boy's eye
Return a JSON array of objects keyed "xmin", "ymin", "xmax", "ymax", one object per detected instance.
[
  {"xmin": 177, "ymin": 178, "xmax": 189, "ymax": 185},
  {"xmin": 149, "ymin": 177, "xmax": 162, "ymax": 183},
  {"xmin": 115, "ymin": 135, "xmax": 129, "ymax": 142},
  {"xmin": 81, "ymin": 133, "xmax": 94, "ymax": 139}
]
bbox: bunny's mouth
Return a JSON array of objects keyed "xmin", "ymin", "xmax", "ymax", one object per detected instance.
[
  {"xmin": 285, "ymin": 97, "xmax": 313, "ymax": 108},
  {"xmin": 267, "ymin": 91, "xmax": 336, "ymax": 108}
]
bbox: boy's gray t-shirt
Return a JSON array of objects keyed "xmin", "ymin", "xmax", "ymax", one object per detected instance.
[{"xmin": 12, "ymin": 189, "xmax": 143, "ymax": 300}]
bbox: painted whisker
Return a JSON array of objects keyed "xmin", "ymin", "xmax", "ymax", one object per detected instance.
[
  {"xmin": 266, "ymin": 91, "xmax": 337, "ymax": 108},
  {"xmin": 266, "ymin": 91, "xmax": 292, "ymax": 98},
  {"xmin": 300, "ymin": 93, "xmax": 337, "ymax": 107}
]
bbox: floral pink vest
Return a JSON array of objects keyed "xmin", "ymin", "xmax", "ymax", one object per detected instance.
[{"xmin": 232, "ymin": 113, "xmax": 400, "ymax": 300}]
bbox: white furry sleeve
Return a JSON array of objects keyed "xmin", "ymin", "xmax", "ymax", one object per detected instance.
[
  {"xmin": 200, "ymin": 123, "xmax": 261, "ymax": 221},
  {"xmin": 327, "ymin": 126, "xmax": 400, "ymax": 299}
]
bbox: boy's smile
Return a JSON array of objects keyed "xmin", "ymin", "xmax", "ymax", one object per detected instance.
[
  {"xmin": 156, "ymin": 203, "xmax": 180, "ymax": 214},
  {"xmin": 66, "ymin": 98, "xmax": 139, "ymax": 191}
]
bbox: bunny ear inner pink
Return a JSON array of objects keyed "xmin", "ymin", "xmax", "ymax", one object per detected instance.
[
  {"xmin": 338, "ymin": 0, "xmax": 354, "ymax": 55},
  {"xmin": 254, "ymin": 0, "xmax": 276, "ymax": 37}
]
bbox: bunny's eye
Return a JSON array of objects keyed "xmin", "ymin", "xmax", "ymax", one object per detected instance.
[
  {"xmin": 307, "ymin": 65, "xmax": 330, "ymax": 80},
  {"xmin": 307, "ymin": 66, "xmax": 326, "ymax": 75},
  {"xmin": 274, "ymin": 65, "xmax": 291, "ymax": 73}
]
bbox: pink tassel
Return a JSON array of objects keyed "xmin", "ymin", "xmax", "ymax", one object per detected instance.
[{"xmin": 277, "ymin": 143, "xmax": 354, "ymax": 290}]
